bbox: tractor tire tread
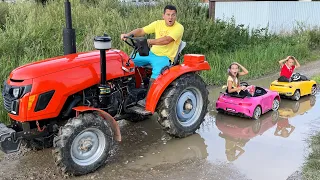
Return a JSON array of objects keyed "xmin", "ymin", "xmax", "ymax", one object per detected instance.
[{"xmin": 156, "ymin": 73, "xmax": 209, "ymax": 138}]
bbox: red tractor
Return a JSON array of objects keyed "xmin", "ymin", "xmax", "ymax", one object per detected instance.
[
  {"xmin": 0, "ymin": 6, "xmax": 210, "ymax": 175},
  {"xmin": 0, "ymin": 33, "xmax": 210, "ymax": 175}
]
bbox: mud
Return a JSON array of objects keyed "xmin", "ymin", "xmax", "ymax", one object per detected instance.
[{"xmin": 1, "ymin": 61, "xmax": 320, "ymax": 180}]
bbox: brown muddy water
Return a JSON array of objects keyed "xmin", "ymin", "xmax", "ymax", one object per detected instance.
[{"xmin": 0, "ymin": 66, "xmax": 320, "ymax": 180}]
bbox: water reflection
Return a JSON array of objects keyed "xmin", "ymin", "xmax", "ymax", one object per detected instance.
[
  {"xmin": 273, "ymin": 95, "xmax": 316, "ymax": 138},
  {"xmin": 278, "ymin": 95, "xmax": 316, "ymax": 118},
  {"xmin": 127, "ymin": 133, "xmax": 208, "ymax": 170},
  {"xmin": 274, "ymin": 117, "xmax": 295, "ymax": 138},
  {"xmin": 215, "ymin": 111, "xmax": 279, "ymax": 162}
]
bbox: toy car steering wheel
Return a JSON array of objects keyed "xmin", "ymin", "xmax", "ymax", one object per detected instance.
[{"xmin": 240, "ymin": 82, "xmax": 249, "ymax": 87}]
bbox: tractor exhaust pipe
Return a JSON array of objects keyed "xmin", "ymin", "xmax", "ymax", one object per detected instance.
[
  {"xmin": 63, "ymin": 0, "xmax": 76, "ymax": 55},
  {"xmin": 94, "ymin": 34, "xmax": 112, "ymax": 104}
]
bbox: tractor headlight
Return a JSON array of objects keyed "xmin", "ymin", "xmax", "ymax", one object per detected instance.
[
  {"xmin": 8, "ymin": 85, "xmax": 32, "ymax": 99},
  {"xmin": 13, "ymin": 88, "xmax": 20, "ymax": 98}
]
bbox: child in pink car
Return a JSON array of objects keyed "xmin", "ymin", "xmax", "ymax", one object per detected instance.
[{"xmin": 226, "ymin": 62, "xmax": 255, "ymax": 96}]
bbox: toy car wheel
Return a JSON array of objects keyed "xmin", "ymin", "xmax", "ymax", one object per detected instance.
[
  {"xmin": 292, "ymin": 101, "xmax": 300, "ymax": 113},
  {"xmin": 53, "ymin": 113, "xmax": 114, "ymax": 176},
  {"xmin": 271, "ymin": 110, "xmax": 279, "ymax": 125},
  {"xmin": 311, "ymin": 85, "xmax": 317, "ymax": 95},
  {"xmin": 272, "ymin": 98, "xmax": 280, "ymax": 111},
  {"xmin": 310, "ymin": 95, "xmax": 316, "ymax": 106},
  {"xmin": 216, "ymin": 109, "xmax": 225, "ymax": 114},
  {"xmin": 292, "ymin": 90, "xmax": 300, "ymax": 101},
  {"xmin": 157, "ymin": 73, "xmax": 209, "ymax": 138},
  {"xmin": 252, "ymin": 106, "xmax": 262, "ymax": 120},
  {"xmin": 252, "ymin": 119, "xmax": 262, "ymax": 134}
]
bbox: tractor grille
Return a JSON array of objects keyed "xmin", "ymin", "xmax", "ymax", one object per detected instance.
[
  {"xmin": 3, "ymin": 95, "xmax": 12, "ymax": 112},
  {"xmin": 2, "ymin": 82, "xmax": 18, "ymax": 114}
]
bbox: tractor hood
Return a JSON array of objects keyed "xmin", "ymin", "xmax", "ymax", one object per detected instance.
[{"xmin": 9, "ymin": 50, "xmax": 111, "ymax": 80}]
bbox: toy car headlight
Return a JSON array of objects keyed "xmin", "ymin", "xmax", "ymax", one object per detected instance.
[{"xmin": 13, "ymin": 88, "xmax": 20, "ymax": 98}]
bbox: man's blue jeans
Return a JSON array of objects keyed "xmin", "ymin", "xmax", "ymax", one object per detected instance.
[{"xmin": 133, "ymin": 51, "xmax": 170, "ymax": 79}]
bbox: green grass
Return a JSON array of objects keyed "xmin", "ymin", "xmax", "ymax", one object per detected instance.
[
  {"xmin": 0, "ymin": 0, "xmax": 320, "ymax": 123},
  {"xmin": 303, "ymin": 75, "xmax": 320, "ymax": 179},
  {"xmin": 312, "ymin": 75, "xmax": 320, "ymax": 84},
  {"xmin": 303, "ymin": 132, "xmax": 320, "ymax": 180}
]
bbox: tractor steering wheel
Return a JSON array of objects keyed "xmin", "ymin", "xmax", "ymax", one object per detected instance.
[
  {"xmin": 240, "ymin": 82, "xmax": 249, "ymax": 87},
  {"xmin": 123, "ymin": 34, "xmax": 136, "ymax": 48}
]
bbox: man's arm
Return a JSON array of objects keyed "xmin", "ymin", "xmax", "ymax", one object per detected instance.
[
  {"xmin": 148, "ymin": 24, "xmax": 184, "ymax": 46},
  {"xmin": 147, "ymin": 36, "xmax": 174, "ymax": 46},
  {"xmin": 121, "ymin": 21, "xmax": 157, "ymax": 40},
  {"xmin": 121, "ymin": 28, "xmax": 145, "ymax": 40}
]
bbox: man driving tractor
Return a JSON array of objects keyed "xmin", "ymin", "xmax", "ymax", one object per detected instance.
[{"xmin": 120, "ymin": 5, "xmax": 184, "ymax": 107}]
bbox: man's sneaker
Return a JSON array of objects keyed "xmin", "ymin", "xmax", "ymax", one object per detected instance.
[{"xmin": 137, "ymin": 98, "xmax": 146, "ymax": 107}]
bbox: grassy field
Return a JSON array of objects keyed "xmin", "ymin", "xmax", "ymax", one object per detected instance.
[
  {"xmin": 313, "ymin": 76, "xmax": 320, "ymax": 84},
  {"xmin": 302, "ymin": 75, "xmax": 320, "ymax": 180},
  {"xmin": 303, "ymin": 135, "xmax": 320, "ymax": 180},
  {"xmin": 0, "ymin": 0, "xmax": 320, "ymax": 123}
]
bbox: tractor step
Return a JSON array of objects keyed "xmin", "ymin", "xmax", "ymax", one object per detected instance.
[
  {"xmin": 127, "ymin": 106, "xmax": 152, "ymax": 116},
  {"xmin": 0, "ymin": 123, "xmax": 21, "ymax": 154}
]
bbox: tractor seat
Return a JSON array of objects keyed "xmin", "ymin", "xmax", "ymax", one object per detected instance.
[{"xmin": 143, "ymin": 41, "xmax": 187, "ymax": 69}]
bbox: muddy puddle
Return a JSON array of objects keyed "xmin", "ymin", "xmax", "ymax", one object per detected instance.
[{"xmin": 1, "ymin": 69, "xmax": 320, "ymax": 180}]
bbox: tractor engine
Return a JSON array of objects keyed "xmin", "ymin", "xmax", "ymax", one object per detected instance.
[{"xmin": 82, "ymin": 76, "xmax": 142, "ymax": 117}]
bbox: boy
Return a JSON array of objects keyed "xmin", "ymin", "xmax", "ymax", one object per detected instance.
[{"xmin": 278, "ymin": 56, "xmax": 301, "ymax": 82}]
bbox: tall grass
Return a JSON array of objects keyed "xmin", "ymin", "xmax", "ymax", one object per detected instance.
[
  {"xmin": 0, "ymin": 0, "xmax": 320, "ymax": 123},
  {"xmin": 303, "ymin": 131, "xmax": 320, "ymax": 180},
  {"xmin": 303, "ymin": 75, "xmax": 320, "ymax": 179},
  {"xmin": 312, "ymin": 75, "xmax": 320, "ymax": 84}
]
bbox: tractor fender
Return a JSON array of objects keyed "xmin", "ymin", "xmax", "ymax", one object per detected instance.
[
  {"xmin": 145, "ymin": 61, "xmax": 210, "ymax": 113},
  {"xmin": 72, "ymin": 106, "xmax": 121, "ymax": 142}
]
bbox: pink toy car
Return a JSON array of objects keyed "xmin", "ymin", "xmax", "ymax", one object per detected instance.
[{"xmin": 216, "ymin": 82, "xmax": 280, "ymax": 119}]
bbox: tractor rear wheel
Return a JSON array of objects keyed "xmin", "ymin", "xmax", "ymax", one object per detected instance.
[
  {"xmin": 157, "ymin": 73, "xmax": 209, "ymax": 138},
  {"xmin": 52, "ymin": 113, "xmax": 114, "ymax": 176}
]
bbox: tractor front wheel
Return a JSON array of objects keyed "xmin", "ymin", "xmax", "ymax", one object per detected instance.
[
  {"xmin": 157, "ymin": 73, "xmax": 209, "ymax": 138},
  {"xmin": 52, "ymin": 113, "xmax": 114, "ymax": 176}
]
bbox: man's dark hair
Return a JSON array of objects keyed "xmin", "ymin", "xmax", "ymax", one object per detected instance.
[{"xmin": 164, "ymin": 5, "xmax": 177, "ymax": 14}]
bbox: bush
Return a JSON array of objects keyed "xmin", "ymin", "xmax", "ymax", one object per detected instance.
[{"xmin": 0, "ymin": 3, "xmax": 9, "ymax": 30}]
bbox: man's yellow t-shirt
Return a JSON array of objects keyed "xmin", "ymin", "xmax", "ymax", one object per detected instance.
[{"xmin": 142, "ymin": 20, "xmax": 184, "ymax": 61}]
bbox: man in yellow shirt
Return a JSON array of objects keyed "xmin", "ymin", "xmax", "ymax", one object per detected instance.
[{"xmin": 121, "ymin": 5, "xmax": 184, "ymax": 107}]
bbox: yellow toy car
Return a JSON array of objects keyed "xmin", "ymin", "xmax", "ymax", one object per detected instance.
[{"xmin": 269, "ymin": 73, "xmax": 317, "ymax": 101}]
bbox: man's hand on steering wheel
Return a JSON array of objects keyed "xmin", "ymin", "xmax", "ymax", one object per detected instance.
[{"xmin": 121, "ymin": 33, "xmax": 129, "ymax": 41}]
